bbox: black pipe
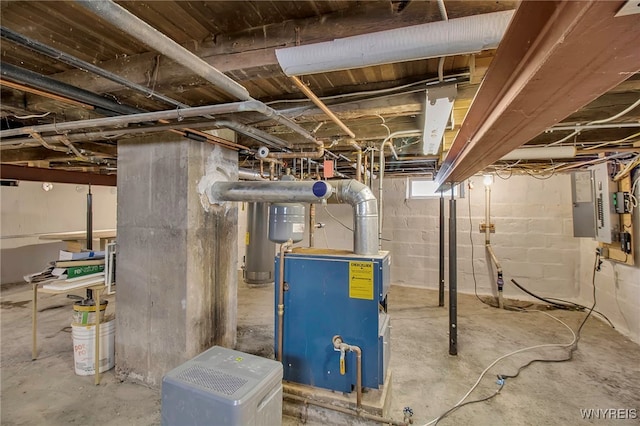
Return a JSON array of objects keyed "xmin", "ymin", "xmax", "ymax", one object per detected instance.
[
  {"xmin": 448, "ymin": 187, "xmax": 457, "ymax": 356},
  {"xmin": 439, "ymin": 191, "xmax": 445, "ymax": 307},
  {"xmin": 85, "ymin": 184, "xmax": 93, "ymax": 300},
  {"xmin": 86, "ymin": 184, "xmax": 93, "ymax": 251},
  {"xmin": 1, "ymin": 62, "xmax": 143, "ymax": 116},
  {"xmin": 1, "ymin": 26, "xmax": 187, "ymax": 109}
]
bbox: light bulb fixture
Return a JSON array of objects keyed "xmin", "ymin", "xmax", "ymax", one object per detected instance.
[
  {"xmin": 422, "ymin": 84, "xmax": 457, "ymax": 155},
  {"xmin": 483, "ymin": 175, "xmax": 494, "ymax": 186},
  {"xmin": 41, "ymin": 182, "xmax": 53, "ymax": 192}
]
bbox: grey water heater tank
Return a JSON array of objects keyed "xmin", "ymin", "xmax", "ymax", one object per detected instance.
[
  {"xmin": 244, "ymin": 202, "xmax": 275, "ymax": 285},
  {"xmin": 269, "ymin": 203, "xmax": 305, "ymax": 243}
]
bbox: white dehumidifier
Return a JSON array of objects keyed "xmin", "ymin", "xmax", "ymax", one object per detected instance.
[{"xmin": 161, "ymin": 346, "xmax": 282, "ymax": 426}]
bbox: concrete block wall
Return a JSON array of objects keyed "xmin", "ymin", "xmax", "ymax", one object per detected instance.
[
  {"xmin": 577, "ymin": 168, "xmax": 640, "ymax": 344},
  {"xmin": 0, "ymin": 181, "xmax": 117, "ymax": 284},
  {"xmin": 235, "ymin": 174, "xmax": 639, "ymax": 344},
  {"xmin": 382, "ymin": 174, "xmax": 581, "ymax": 300}
]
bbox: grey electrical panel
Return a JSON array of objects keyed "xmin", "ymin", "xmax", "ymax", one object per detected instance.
[
  {"xmin": 161, "ymin": 346, "xmax": 283, "ymax": 426},
  {"xmin": 591, "ymin": 162, "xmax": 619, "ymax": 244},
  {"xmin": 571, "ymin": 170, "xmax": 596, "ymax": 238}
]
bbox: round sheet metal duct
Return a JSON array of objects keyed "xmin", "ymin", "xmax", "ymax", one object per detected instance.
[{"xmin": 275, "ymin": 10, "xmax": 514, "ymax": 76}]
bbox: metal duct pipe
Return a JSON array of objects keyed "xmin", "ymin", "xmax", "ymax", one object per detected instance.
[
  {"xmin": 332, "ymin": 180, "xmax": 379, "ymax": 255},
  {"xmin": 77, "ymin": 0, "xmax": 323, "ymax": 153},
  {"xmin": 0, "ymin": 101, "xmax": 262, "ymax": 138},
  {"xmin": 207, "ymin": 181, "xmax": 333, "ymax": 204},
  {"xmin": 77, "ymin": 0, "xmax": 250, "ymax": 101},
  {"xmin": 238, "ymin": 168, "xmax": 267, "ymax": 181},
  {"xmin": 1, "ymin": 63, "xmax": 142, "ymax": 116},
  {"xmin": 214, "ymin": 120, "xmax": 292, "ymax": 150},
  {"xmin": 275, "ymin": 10, "xmax": 514, "ymax": 75}
]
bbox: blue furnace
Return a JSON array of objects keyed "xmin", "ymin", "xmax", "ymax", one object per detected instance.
[{"xmin": 274, "ymin": 249, "xmax": 391, "ymax": 393}]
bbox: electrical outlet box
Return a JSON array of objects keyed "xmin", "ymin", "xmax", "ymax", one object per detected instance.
[
  {"xmin": 591, "ymin": 163, "xmax": 619, "ymax": 244},
  {"xmin": 614, "ymin": 191, "xmax": 631, "ymax": 214},
  {"xmin": 620, "ymin": 232, "xmax": 632, "ymax": 254}
]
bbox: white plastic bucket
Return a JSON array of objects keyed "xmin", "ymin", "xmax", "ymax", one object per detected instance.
[{"xmin": 71, "ymin": 319, "xmax": 115, "ymax": 376}]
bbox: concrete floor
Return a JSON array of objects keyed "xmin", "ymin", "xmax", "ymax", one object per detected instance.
[{"xmin": 1, "ymin": 281, "xmax": 639, "ymax": 425}]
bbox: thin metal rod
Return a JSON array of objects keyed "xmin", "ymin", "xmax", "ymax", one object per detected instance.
[
  {"xmin": 290, "ymin": 75, "xmax": 356, "ymax": 138},
  {"xmin": 439, "ymin": 191, "xmax": 445, "ymax": 307},
  {"xmin": 448, "ymin": 187, "xmax": 457, "ymax": 356}
]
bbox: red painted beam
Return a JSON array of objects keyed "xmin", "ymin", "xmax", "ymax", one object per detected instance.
[
  {"xmin": 436, "ymin": 0, "xmax": 640, "ymax": 185},
  {"xmin": 0, "ymin": 164, "xmax": 116, "ymax": 186}
]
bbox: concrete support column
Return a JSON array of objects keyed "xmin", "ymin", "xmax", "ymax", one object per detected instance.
[{"xmin": 116, "ymin": 133, "xmax": 238, "ymax": 387}]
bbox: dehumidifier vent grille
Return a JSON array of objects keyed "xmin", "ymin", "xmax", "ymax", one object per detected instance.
[{"xmin": 176, "ymin": 365, "xmax": 247, "ymax": 395}]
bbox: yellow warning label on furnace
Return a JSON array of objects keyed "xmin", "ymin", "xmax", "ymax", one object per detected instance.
[{"xmin": 349, "ymin": 261, "xmax": 374, "ymax": 300}]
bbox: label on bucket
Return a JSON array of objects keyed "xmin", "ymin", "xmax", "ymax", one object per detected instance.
[{"xmin": 71, "ymin": 320, "xmax": 115, "ymax": 376}]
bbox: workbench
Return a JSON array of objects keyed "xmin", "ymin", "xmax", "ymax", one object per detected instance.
[{"xmin": 39, "ymin": 229, "xmax": 116, "ymax": 252}]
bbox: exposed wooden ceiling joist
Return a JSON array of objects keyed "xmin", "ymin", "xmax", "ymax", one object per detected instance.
[
  {"xmin": 436, "ymin": 0, "xmax": 640, "ymax": 185},
  {"xmin": 0, "ymin": 164, "xmax": 116, "ymax": 186}
]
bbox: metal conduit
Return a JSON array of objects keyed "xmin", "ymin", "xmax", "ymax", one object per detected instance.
[
  {"xmin": 0, "ymin": 26, "xmax": 187, "ymax": 109},
  {"xmin": 76, "ymin": 0, "xmax": 250, "ymax": 101},
  {"xmin": 1, "ymin": 63, "xmax": 142, "ymax": 116},
  {"xmin": 0, "ymin": 102, "xmax": 266, "ymax": 138},
  {"xmin": 77, "ymin": 0, "xmax": 323, "ymax": 155}
]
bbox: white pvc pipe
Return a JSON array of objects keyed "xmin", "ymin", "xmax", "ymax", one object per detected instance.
[{"xmin": 276, "ymin": 10, "xmax": 514, "ymax": 76}]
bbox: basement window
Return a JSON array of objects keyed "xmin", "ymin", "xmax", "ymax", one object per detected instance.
[{"xmin": 406, "ymin": 178, "xmax": 462, "ymax": 199}]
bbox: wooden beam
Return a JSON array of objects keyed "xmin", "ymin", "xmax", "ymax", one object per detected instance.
[
  {"xmin": 436, "ymin": 0, "xmax": 640, "ymax": 185},
  {"xmin": 0, "ymin": 164, "xmax": 116, "ymax": 186},
  {"xmin": 47, "ymin": 2, "xmax": 512, "ymax": 96}
]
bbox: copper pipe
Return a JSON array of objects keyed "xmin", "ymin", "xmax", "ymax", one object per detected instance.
[
  {"xmin": 349, "ymin": 141, "xmax": 363, "ymax": 182},
  {"xmin": 309, "ymin": 204, "xmax": 316, "ymax": 247},
  {"xmin": 332, "ymin": 336, "xmax": 363, "ymax": 409},
  {"xmin": 267, "ymin": 147, "xmax": 325, "ymax": 160},
  {"xmin": 353, "ymin": 345, "xmax": 362, "ymax": 408},
  {"xmin": 283, "ymin": 393, "xmax": 408, "ymax": 426},
  {"xmin": 0, "ymin": 78, "xmax": 94, "ymax": 110},
  {"xmin": 277, "ymin": 240, "xmax": 292, "ymax": 362},
  {"xmin": 290, "ymin": 76, "xmax": 355, "ymax": 139}
]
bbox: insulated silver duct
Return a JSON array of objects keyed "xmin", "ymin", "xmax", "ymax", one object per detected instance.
[
  {"xmin": 331, "ymin": 180, "xmax": 378, "ymax": 256},
  {"xmin": 238, "ymin": 168, "xmax": 267, "ymax": 181},
  {"xmin": 275, "ymin": 10, "xmax": 514, "ymax": 76},
  {"xmin": 206, "ymin": 179, "xmax": 378, "ymax": 255},
  {"xmin": 207, "ymin": 181, "xmax": 333, "ymax": 204}
]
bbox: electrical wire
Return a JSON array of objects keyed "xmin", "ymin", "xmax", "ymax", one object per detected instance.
[
  {"xmin": 12, "ymin": 111, "xmax": 52, "ymax": 119},
  {"xmin": 422, "ymin": 252, "xmax": 601, "ymax": 426},
  {"xmin": 509, "ymin": 279, "xmax": 614, "ymax": 328},
  {"xmin": 468, "ymin": 184, "xmax": 490, "ymax": 306},
  {"xmin": 546, "ymin": 98, "xmax": 640, "ymax": 147},
  {"xmin": 433, "ymin": 382, "xmax": 504, "ymax": 425},
  {"xmin": 323, "ymin": 205, "xmax": 353, "ymax": 232},
  {"xmin": 266, "ymin": 73, "xmax": 470, "ymax": 106}
]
